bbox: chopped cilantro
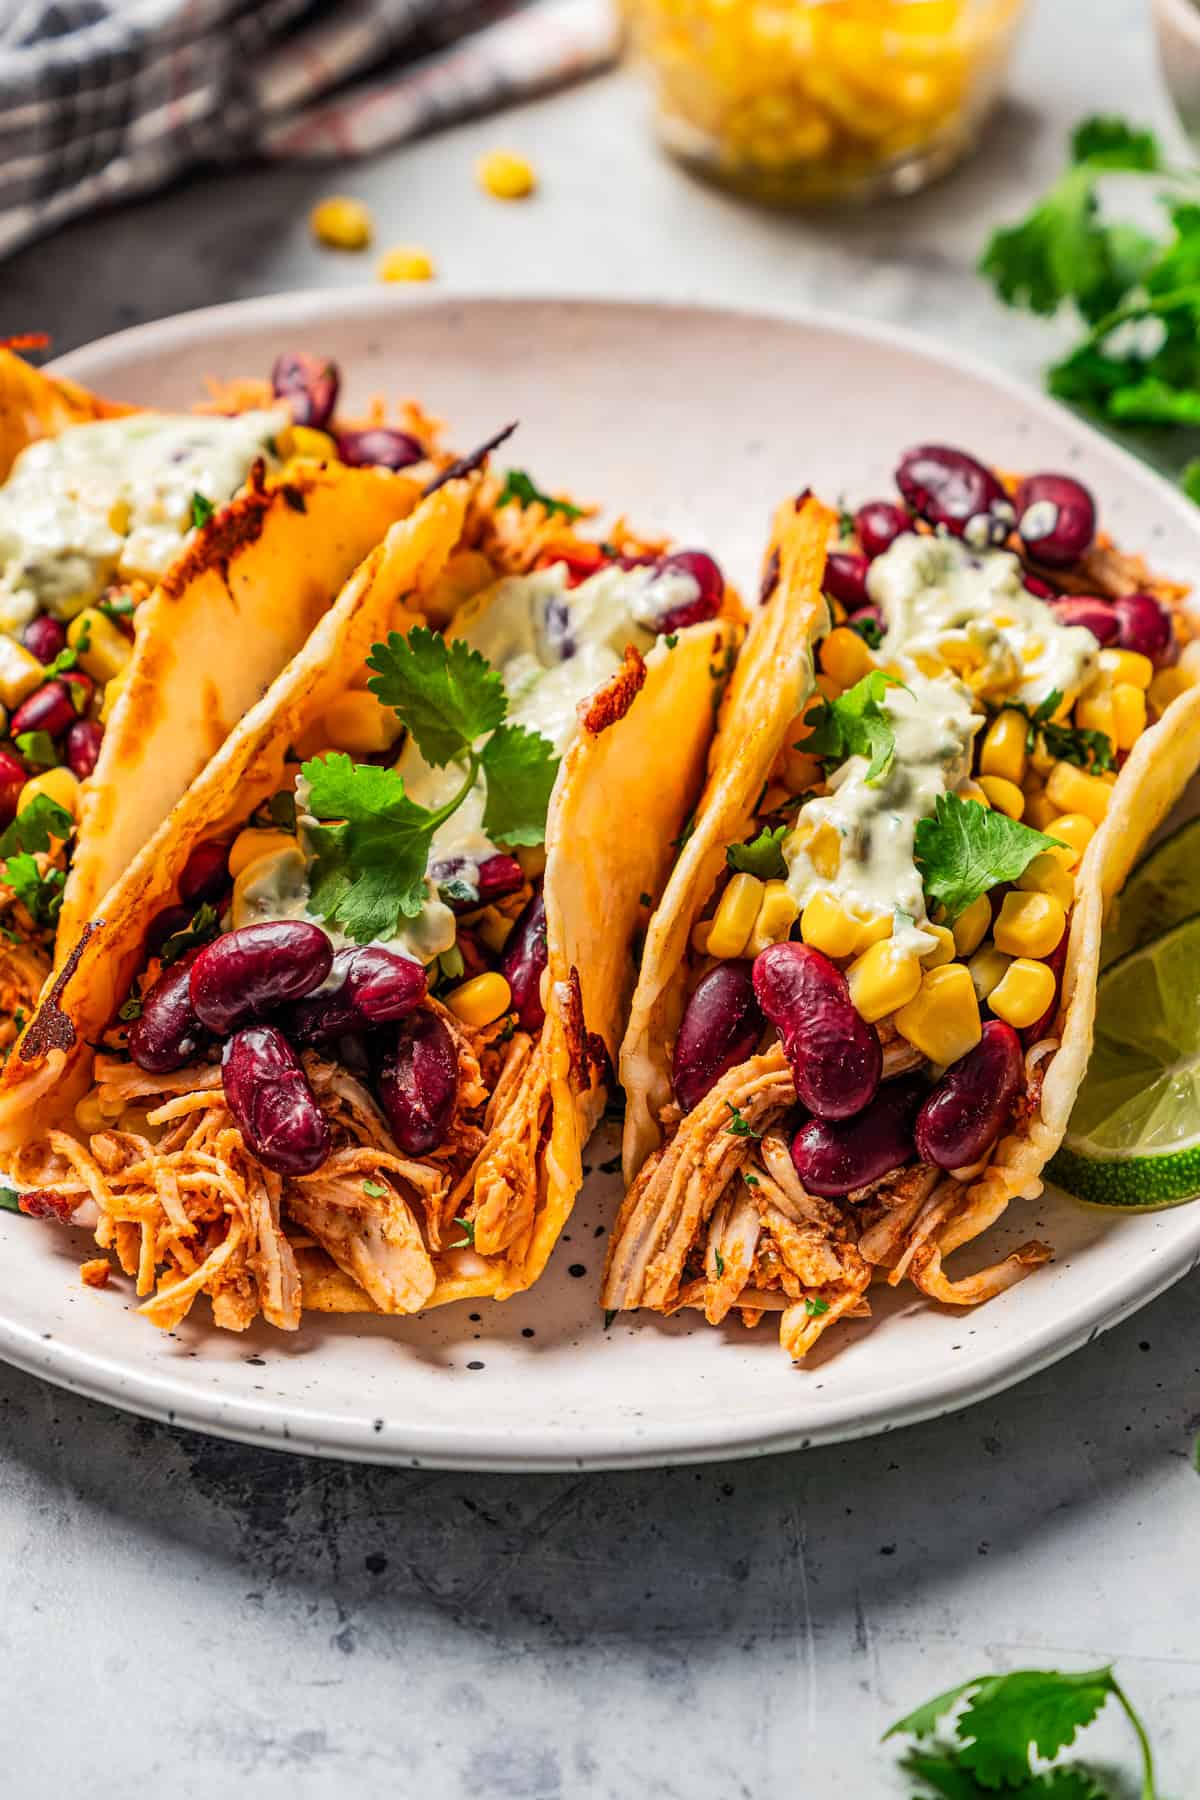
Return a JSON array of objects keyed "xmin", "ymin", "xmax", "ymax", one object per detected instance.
[
  {"xmin": 362, "ymin": 1179, "xmax": 389, "ymax": 1199},
  {"xmin": 742, "ymin": 1170, "xmax": 759, "ymax": 1188},
  {"xmin": 0, "ymin": 794, "xmax": 73, "ymax": 858},
  {"xmin": 638, "ymin": 891, "xmax": 652, "ymax": 908},
  {"xmin": 1003, "ymin": 692, "xmax": 1115, "ymax": 773},
  {"xmin": 713, "ymin": 1248, "xmax": 726, "ymax": 1278},
  {"xmin": 43, "ymin": 643, "xmax": 79, "ymax": 677},
  {"xmin": 726, "ymin": 823, "xmax": 788, "ymax": 881},
  {"xmin": 803, "ymin": 669, "xmax": 906, "ymax": 787},
  {"xmin": 268, "ymin": 789, "xmax": 297, "ymax": 832},
  {"xmin": 450, "ymin": 1214, "xmax": 476, "ymax": 1249},
  {"xmin": 159, "ymin": 901, "xmax": 219, "ymax": 966},
  {"xmin": 117, "ymin": 996, "xmax": 143, "ymax": 1022},
  {"xmin": 0, "ymin": 1186, "xmax": 21, "ymax": 1214},
  {"xmin": 837, "ymin": 500, "xmax": 856, "ymax": 540},
  {"xmin": 724, "ymin": 1100, "xmax": 761, "ymax": 1140},
  {"xmin": 804, "ymin": 1296, "xmax": 830, "ymax": 1318},
  {"xmin": 6, "ymin": 853, "xmax": 64, "ymax": 927},
  {"xmin": 98, "ymin": 592, "xmax": 135, "ymax": 625},
  {"xmin": 190, "ymin": 492, "xmax": 215, "ymax": 529},
  {"xmin": 849, "ymin": 613, "xmax": 883, "ymax": 651},
  {"xmin": 15, "ymin": 731, "xmax": 57, "ymax": 770},
  {"xmin": 496, "ymin": 468, "xmax": 584, "ymax": 521},
  {"xmin": 915, "ymin": 791, "xmax": 1064, "ymax": 923},
  {"xmin": 672, "ymin": 808, "xmax": 696, "ymax": 850},
  {"xmin": 663, "ymin": 632, "xmax": 679, "ymax": 649},
  {"xmin": 437, "ymin": 876, "xmax": 478, "ymax": 907}
]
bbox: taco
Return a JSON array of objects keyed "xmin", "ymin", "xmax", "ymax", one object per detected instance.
[
  {"xmin": 605, "ymin": 450, "xmax": 1200, "ymax": 1359},
  {"xmin": 0, "ymin": 347, "xmax": 436, "ymax": 1044},
  {"xmin": 3, "ymin": 458, "xmax": 741, "ymax": 1332}
]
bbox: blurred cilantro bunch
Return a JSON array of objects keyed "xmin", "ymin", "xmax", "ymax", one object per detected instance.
[{"xmin": 981, "ymin": 116, "xmax": 1200, "ymax": 502}]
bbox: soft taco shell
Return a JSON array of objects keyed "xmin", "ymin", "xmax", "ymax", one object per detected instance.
[{"xmin": 4, "ymin": 485, "xmax": 734, "ymax": 1323}]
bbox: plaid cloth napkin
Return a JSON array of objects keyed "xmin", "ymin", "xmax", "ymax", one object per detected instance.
[{"xmin": 0, "ymin": 0, "xmax": 618, "ymax": 261}]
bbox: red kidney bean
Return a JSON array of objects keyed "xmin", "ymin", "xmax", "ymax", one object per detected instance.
[
  {"xmin": 477, "ymin": 853, "xmax": 526, "ymax": 906},
  {"xmin": 850, "ymin": 603, "xmax": 885, "ymax": 640},
  {"xmin": 672, "ymin": 960, "xmax": 764, "ymax": 1114},
  {"xmin": 190, "ymin": 921, "xmax": 333, "ymax": 1035},
  {"xmin": 283, "ymin": 945, "xmax": 428, "ymax": 1043},
  {"xmin": 334, "ymin": 427, "xmax": 424, "ymax": 470},
  {"xmin": 791, "ymin": 1075, "xmax": 924, "ymax": 1198},
  {"xmin": 500, "ymin": 890, "xmax": 548, "ymax": 1033},
  {"xmin": 1022, "ymin": 573, "xmax": 1058, "ymax": 601},
  {"xmin": 1014, "ymin": 473, "xmax": 1096, "ymax": 567},
  {"xmin": 915, "ymin": 1020, "xmax": 1023, "ymax": 1170},
  {"xmin": 854, "ymin": 500, "xmax": 910, "ymax": 560},
  {"xmin": 128, "ymin": 949, "xmax": 206, "ymax": 1073},
  {"xmin": 377, "ymin": 1010, "xmax": 458, "ymax": 1156},
  {"xmin": 23, "ymin": 615, "xmax": 66, "ymax": 664},
  {"xmin": 11, "ymin": 681, "xmax": 75, "ymax": 740},
  {"xmin": 0, "ymin": 748, "xmax": 27, "ymax": 826},
  {"xmin": 178, "ymin": 838, "xmax": 231, "ymax": 907},
  {"xmin": 1047, "ymin": 596, "xmax": 1119, "ymax": 644},
  {"xmin": 60, "ymin": 670, "xmax": 94, "ymax": 716},
  {"xmin": 823, "ymin": 550, "xmax": 871, "ymax": 610},
  {"xmin": 652, "ymin": 550, "xmax": 726, "ymax": 632},
  {"xmin": 895, "ymin": 445, "xmax": 1013, "ymax": 547},
  {"xmin": 222, "ymin": 1024, "xmax": 330, "ymax": 1175},
  {"xmin": 1113, "ymin": 592, "xmax": 1173, "ymax": 666},
  {"xmin": 271, "ymin": 351, "xmax": 340, "ymax": 431},
  {"xmin": 64, "ymin": 718, "xmax": 103, "ymax": 780},
  {"xmin": 146, "ymin": 904, "xmax": 191, "ymax": 957},
  {"xmin": 753, "ymin": 942, "xmax": 881, "ymax": 1121}
]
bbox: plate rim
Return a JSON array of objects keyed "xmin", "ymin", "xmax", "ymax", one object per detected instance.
[{"xmin": 6, "ymin": 287, "xmax": 1197, "ymax": 1470}]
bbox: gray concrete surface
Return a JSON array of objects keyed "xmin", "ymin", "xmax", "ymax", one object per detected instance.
[{"xmin": 2, "ymin": 1, "xmax": 1199, "ymax": 1793}]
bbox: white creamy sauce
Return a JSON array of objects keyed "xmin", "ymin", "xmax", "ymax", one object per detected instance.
[
  {"xmin": 281, "ymin": 558, "xmax": 692, "ymax": 959},
  {"xmin": 783, "ymin": 672, "xmax": 980, "ymax": 954},
  {"xmin": 869, "ymin": 532, "xmax": 1098, "ymax": 707},
  {"xmin": 0, "ymin": 409, "xmax": 286, "ymax": 632}
]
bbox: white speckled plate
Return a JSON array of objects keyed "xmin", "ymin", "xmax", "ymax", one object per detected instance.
[{"xmin": 2, "ymin": 292, "xmax": 1199, "ymax": 1470}]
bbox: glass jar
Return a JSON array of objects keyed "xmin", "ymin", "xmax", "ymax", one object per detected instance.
[{"xmin": 625, "ymin": 0, "xmax": 1030, "ymax": 205}]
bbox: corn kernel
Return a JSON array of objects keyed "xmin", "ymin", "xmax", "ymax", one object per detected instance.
[
  {"xmin": 100, "ymin": 661, "xmax": 130, "ymax": 725},
  {"xmin": 808, "ymin": 821, "xmax": 841, "ymax": 880},
  {"xmin": 988, "ymin": 957, "xmax": 1057, "ymax": 1030},
  {"xmin": 691, "ymin": 918, "xmax": 713, "ymax": 956},
  {"xmin": 0, "ymin": 636, "xmax": 46, "ymax": 709},
  {"xmin": 920, "ymin": 924, "xmax": 956, "ymax": 967},
  {"xmin": 967, "ymin": 944, "xmax": 1012, "ymax": 1002},
  {"xmin": 1098, "ymin": 647, "xmax": 1153, "ymax": 690},
  {"xmin": 377, "ymin": 245, "xmax": 435, "ymax": 283},
  {"xmin": 476, "ymin": 149, "xmax": 537, "ymax": 200},
  {"xmin": 18, "ymin": 765, "xmax": 78, "ymax": 820},
  {"xmin": 958, "ymin": 779, "xmax": 989, "ymax": 807},
  {"xmin": 853, "ymin": 910, "xmax": 893, "ymax": 951},
  {"xmin": 311, "ymin": 195, "xmax": 373, "ymax": 251},
  {"xmin": 68, "ymin": 607, "xmax": 132, "ymax": 686},
  {"xmin": 820, "ymin": 626, "xmax": 875, "ymax": 690},
  {"xmin": 708, "ymin": 872, "xmax": 765, "ymax": 958},
  {"xmin": 1074, "ymin": 691, "xmax": 1115, "ymax": 739},
  {"xmin": 1023, "ymin": 788, "xmax": 1059, "ymax": 830},
  {"xmin": 748, "ymin": 879, "xmax": 800, "ymax": 955},
  {"xmin": 894, "ymin": 962, "xmax": 981, "ymax": 1066},
  {"xmin": 1028, "ymin": 734, "xmax": 1058, "ymax": 777},
  {"xmin": 1110, "ymin": 682, "xmax": 1146, "ymax": 751},
  {"xmin": 445, "ymin": 971, "xmax": 512, "ymax": 1028},
  {"xmin": 846, "ymin": 938, "xmax": 922, "ymax": 1023},
  {"xmin": 228, "ymin": 828, "xmax": 299, "ymax": 880},
  {"xmin": 977, "ymin": 775, "xmax": 1025, "ymax": 820},
  {"xmin": 979, "ymin": 710, "xmax": 1027, "ymax": 785},
  {"xmin": 318, "ymin": 689, "xmax": 403, "ymax": 756},
  {"xmin": 1148, "ymin": 666, "xmax": 1193, "ymax": 716},
  {"xmin": 288, "ymin": 426, "xmax": 338, "ymax": 462},
  {"xmin": 993, "ymin": 889, "xmax": 1067, "ymax": 959},
  {"xmin": 800, "ymin": 890, "xmax": 859, "ymax": 959},
  {"xmin": 1016, "ymin": 851, "xmax": 1075, "ymax": 911},
  {"xmin": 74, "ymin": 1091, "xmax": 107, "ymax": 1136},
  {"xmin": 951, "ymin": 893, "xmax": 992, "ymax": 958},
  {"xmin": 1046, "ymin": 812, "xmax": 1095, "ymax": 867},
  {"xmin": 1045, "ymin": 760, "xmax": 1111, "ymax": 825}
]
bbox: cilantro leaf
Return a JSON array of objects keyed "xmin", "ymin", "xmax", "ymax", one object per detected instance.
[
  {"xmin": 901, "ymin": 1749, "xmax": 993, "ymax": 1800},
  {"xmin": 850, "ymin": 613, "xmax": 883, "ymax": 650},
  {"xmin": 1183, "ymin": 458, "xmax": 1200, "ymax": 506},
  {"xmin": 0, "ymin": 794, "xmax": 73, "ymax": 858},
  {"xmin": 1070, "ymin": 116, "xmax": 1161, "ymax": 171},
  {"xmin": 726, "ymin": 823, "xmax": 788, "ymax": 880},
  {"xmin": 804, "ymin": 1296, "xmax": 829, "ymax": 1317},
  {"xmin": 190, "ymin": 491, "xmax": 214, "ymax": 529},
  {"xmin": 362, "ymin": 1179, "xmax": 388, "ymax": 1199},
  {"xmin": 303, "ymin": 753, "xmax": 442, "ymax": 943},
  {"xmin": 451, "ymin": 1214, "xmax": 476, "ymax": 1248},
  {"xmin": 496, "ymin": 468, "xmax": 584, "ymax": 522},
  {"xmin": 915, "ymin": 792, "xmax": 1063, "ymax": 922},
  {"xmin": 803, "ymin": 669, "xmax": 904, "ymax": 787},
  {"xmin": 15, "ymin": 731, "xmax": 57, "ymax": 770},
  {"xmin": 724, "ymin": 1100, "xmax": 761, "ymax": 1139},
  {"xmin": 479, "ymin": 723, "xmax": 559, "ymax": 846},
  {"xmin": 955, "ymin": 1669, "xmax": 1115, "ymax": 1788},
  {"xmin": 159, "ymin": 901, "xmax": 219, "ymax": 966},
  {"xmin": 367, "ymin": 627, "xmax": 507, "ymax": 767},
  {"xmin": 1003, "ymin": 695, "xmax": 1115, "ymax": 773},
  {"xmin": 0, "ymin": 1185, "xmax": 22, "ymax": 1213},
  {"xmin": 5, "ymin": 852, "xmax": 63, "ymax": 927},
  {"xmin": 713, "ymin": 1248, "xmax": 725, "ymax": 1277}
]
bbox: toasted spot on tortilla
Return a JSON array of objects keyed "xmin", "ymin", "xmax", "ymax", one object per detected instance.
[
  {"xmin": 582, "ymin": 644, "xmax": 646, "ymax": 736},
  {"xmin": 20, "ymin": 923, "xmax": 97, "ymax": 1061}
]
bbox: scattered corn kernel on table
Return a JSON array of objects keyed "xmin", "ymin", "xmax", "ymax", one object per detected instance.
[{"xmin": 1, "ymin": 0, "xmax": 1199, "ymax": 1794}]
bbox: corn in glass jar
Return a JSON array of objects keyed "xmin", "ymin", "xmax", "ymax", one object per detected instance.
[{"xmin": 625, "ymin": 0, "xmax": 1029, "ymax": 204}]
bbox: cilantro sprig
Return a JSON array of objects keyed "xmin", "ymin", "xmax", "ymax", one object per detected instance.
[
  {"xmin": 726, "ymin": 823, "xmax": 788, "ymax": 881},
  {"xmin": 888, "ymin": 1663, "xmax": 1158, "ymax": 1800},
  {"xmin": 802, "ymin": 669, "xmax": 905, "ymax": 788},
  {"xmin": 981, "ymin": 115, "xmax": 1200, "ymax": 499},
  {"xmin": 303, "ymin": 628, "xmax": 558, "ymax": 945},
  {"xmin": 0, "ymin": 794, "xmax": 73, "ymax": 859},
  {"xmin": 190, "ymin": 491, "xmax": 215, "ymax": 529},
  {"xmin": 1002, "ymin": 692, "xmax": 1115, "ymax": 773},
  {"xmin": 915, "ymin": 791, "xmax": 1064, "ymax": 923},
  {"xmin": 496, "ymin": 468, "xmax": 584, "ymax": 522}
]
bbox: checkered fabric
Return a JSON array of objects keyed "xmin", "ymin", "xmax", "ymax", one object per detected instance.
[{"xmin": 0, "ymin": 0, "xmax": 617, "ymax": 258}]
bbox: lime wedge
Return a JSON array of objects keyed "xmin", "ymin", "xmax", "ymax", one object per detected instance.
[
  {"xmin": 1101, "ymin": 815, "xmax": 1200, "ymax": 968},
  {"xmin": 1049, "ymin": 911, "xmax": 1200, "ymax": 1208}
]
